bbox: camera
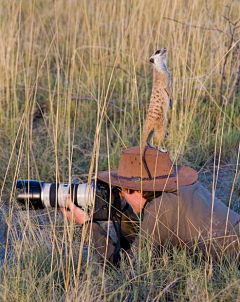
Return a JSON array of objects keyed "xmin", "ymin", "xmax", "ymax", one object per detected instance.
[{"xmin": 16, "ymin": 179, "xmax": 122, "ymax": 221}]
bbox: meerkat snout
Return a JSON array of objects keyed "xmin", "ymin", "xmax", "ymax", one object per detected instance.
[
  {"xmin": 161, "ymin": 47, "xmax": 167, "ymax": 54},
  {"xmin": 149, "ymin": 47, "xmax": 168, "ymax": 71}
]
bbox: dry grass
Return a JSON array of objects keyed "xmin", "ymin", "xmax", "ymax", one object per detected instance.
[{"xmin": 0, "ymin": 0, "xmax": 240, "ymax": 301}]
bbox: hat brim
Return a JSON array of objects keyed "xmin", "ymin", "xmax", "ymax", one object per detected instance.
[{"xmin": 97, "ymin": 165, "xmax": 198, "ymax": 191}]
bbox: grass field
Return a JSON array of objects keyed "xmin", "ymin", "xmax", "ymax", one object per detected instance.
[{"xmin": 0, "ymin": 0, "xmax": 240, "ymax": 300}]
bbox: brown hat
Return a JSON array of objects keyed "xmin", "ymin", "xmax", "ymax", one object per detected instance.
[{"xmin": 97, "ymin": 146, "xmax": 198, "ymax": 191}]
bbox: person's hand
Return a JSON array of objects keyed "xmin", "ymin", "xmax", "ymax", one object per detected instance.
[
  {"xmin": 60, "ymin": 195, "xmax": 90, "ymax": 225},
  {"xmin": 120, "ymin": 189, "xmax": 147, "ymax": 214}
]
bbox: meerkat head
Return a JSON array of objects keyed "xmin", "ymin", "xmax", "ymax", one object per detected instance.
[{"xmin": 149, "ymin": 48, "xmax": 167, "ymax": 70}]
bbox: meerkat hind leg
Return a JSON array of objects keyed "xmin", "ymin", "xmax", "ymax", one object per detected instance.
[{"xmin": 156, "ymin": 128, "xmax": 168, "ymax": 153}]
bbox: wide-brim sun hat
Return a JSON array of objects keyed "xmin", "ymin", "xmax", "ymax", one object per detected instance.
[{"xmin": 97, "ymin": 146, "xmax": 198, "ymax": 191}]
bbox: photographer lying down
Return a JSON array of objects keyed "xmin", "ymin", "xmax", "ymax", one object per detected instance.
[{"xmin": 60, "ymin": 146, "xmax": 240, "ymax": 264}]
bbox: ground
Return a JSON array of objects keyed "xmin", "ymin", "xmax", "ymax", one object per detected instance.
[{"xmin": 0, "ymin": 162, "xmax": 239, "ymax": 264}]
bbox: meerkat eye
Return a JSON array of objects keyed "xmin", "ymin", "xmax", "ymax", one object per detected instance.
[{"xmin": 155, "ymin": 50, "xmax": 161, "ymax": 55}]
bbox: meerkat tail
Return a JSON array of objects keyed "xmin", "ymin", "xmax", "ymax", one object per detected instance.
[
  {"xmin": 141, "ymin": 125, "xmax": 154, "ymax": 154},
  {"xmin": 146, "ymin": 129, "xmax": 154, "ymax": 147}
]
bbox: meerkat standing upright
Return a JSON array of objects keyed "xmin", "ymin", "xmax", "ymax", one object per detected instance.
[{"xmin": 142, "ymin": 47, "xmax": 172, "ymax": 154}]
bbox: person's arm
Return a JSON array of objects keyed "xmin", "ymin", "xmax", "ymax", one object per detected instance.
[
  {"xmin": 131, "ymin": 192, "xmax": 178, "ymax": 250},
  {"xmin": 60, "ymin": 195, "xmax": 90, "ymax": 224},
  {"xmin": 60, "ymin": 195, "xmax": 116, "ymax": 262}
]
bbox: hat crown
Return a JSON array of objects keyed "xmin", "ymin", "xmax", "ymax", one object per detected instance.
[
  {"xmin": 97, "ymin": 146, "xmax": 198, "ymax": 191},
  {"xmin": 117, "ymin": 146, "xmax": 174, "ymax": 180}
]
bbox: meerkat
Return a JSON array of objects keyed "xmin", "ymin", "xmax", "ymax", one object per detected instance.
[{"xmin": 142, "ymin": 47, "xmax": 173, "ymax": 154}]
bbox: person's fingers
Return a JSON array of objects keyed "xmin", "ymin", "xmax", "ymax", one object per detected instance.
[
  {"xmin": 65, "ymin": 210, "xmax": 74, "ymax": 221},
  {"xmin": 65, "ymin": 194, "xmax": 75, "ymax": 210},
  {"xmin": 60, "ymin": 207, "xmax": 70, "ymax": 215},
  {"xmin": 75, "ymin": 207, "xmax": 90, "ymax": 222},
  {"xmin": 60, "ymin": 207, "xmax": 70, "ymax": 219},
  {"xmin": 60, "ymin": 205, "xmax": 90, "ymax": 224},
  {"xmin": 60, "ymin": 207, "xmax": 75, "ymax": 222}
]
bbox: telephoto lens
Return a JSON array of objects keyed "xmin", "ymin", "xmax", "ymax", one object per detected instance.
[
  {"xmin": 16, "ymin": 180, "xmax": 94, "ymax": 209},
  {"xmin": 16, "ymin": 179, "xmax": 120, "ymax": 221}
]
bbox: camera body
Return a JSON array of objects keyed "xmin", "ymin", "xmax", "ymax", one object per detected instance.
[{"xmin": 16, "ymin": 179, "xmax": 121, "ymax": 221}]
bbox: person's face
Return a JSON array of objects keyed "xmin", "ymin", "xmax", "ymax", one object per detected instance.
[{"xmin": 120, "ymin": 188, "xmax": 147, "ymax": 214}]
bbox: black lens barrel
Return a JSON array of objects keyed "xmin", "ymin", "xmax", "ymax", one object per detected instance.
[
  {"xmin": 49, "ymin": 183, "xmax": 59, "ymax": 207},
  {"xmin": 70, "ymin": 184, "xmax": 79, "ymax": 205},
  {"xmin": 16, "ymin": 180, "xmax": 45, "ymax": 209}
]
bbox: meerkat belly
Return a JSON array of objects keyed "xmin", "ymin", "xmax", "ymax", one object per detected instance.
[{"xmin": 147, "ymin": 95, "xmax": 169, "ymax": 123}]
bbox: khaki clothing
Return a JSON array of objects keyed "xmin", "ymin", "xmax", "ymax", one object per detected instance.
[{"xmin": 90, "ymin": 182, "xmax": 240, "ymax": 262}]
